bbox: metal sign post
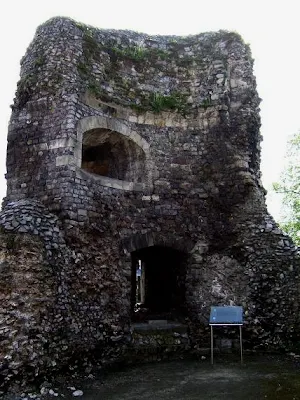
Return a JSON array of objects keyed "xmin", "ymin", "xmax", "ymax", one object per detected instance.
[{"xmin": 209, "ymin": 306, "xmax": 243, "ymax": 365}]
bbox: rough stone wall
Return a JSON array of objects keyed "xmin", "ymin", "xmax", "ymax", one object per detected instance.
[{"xmin": 1, "ymin": 16, "xmax": 300, "ymax": 387}]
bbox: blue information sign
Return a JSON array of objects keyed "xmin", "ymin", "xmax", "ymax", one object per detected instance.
[
  {"xmin": 209, "ymin": 306, "xmax": 243, "ymax": 325},
  {"xmin": 209, "ymin": 306, "xmax": 244, "ymax": 364}
]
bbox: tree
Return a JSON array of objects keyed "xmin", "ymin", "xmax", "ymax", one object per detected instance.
[{"xmin": 273, "ymin": 132, "xmax": 300, "ymax": 245}]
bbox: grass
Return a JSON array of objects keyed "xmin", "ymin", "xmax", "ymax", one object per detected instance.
[
  {"xmin": 149, "ymin": 92, "xmax": 188, "ymax": 115},
  {"xmin": 200, "ymin": 98, "xmax": 212, "ymax": 109}
]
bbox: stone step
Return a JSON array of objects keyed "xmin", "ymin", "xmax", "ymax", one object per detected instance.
[{"xmin": 132, "ymin": 321, "xmax": 188, "ymax": 333}]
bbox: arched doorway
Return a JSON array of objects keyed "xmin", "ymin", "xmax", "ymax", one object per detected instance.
[{"xmin": 131, "ymin": 246, "xmax": 187, "ymax": 321}]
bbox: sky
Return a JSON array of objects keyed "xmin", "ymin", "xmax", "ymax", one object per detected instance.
[{"xmin": 0, "ymin": 0, "xmax": 299, "ymax": 220}]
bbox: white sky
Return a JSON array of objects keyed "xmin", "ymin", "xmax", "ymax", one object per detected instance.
[{"xmin": 0, "ymin": 0, "xmax": 299, "ymax": 220}]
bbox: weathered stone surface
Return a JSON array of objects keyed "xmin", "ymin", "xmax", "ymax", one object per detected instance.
[{"xmin": 1, "ymin": 16, "xmax": 300, "ymax": 391}]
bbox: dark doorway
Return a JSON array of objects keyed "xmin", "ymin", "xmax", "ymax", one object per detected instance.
[{"xmin": 131, "ymin": 246, "xmax": 187, "ymax": 321}]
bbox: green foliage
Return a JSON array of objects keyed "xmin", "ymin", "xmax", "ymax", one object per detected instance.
[
  {"xmin": 76, "ymin": 23, "xmax": 188, "ymax": 116},
  {"xmin": 74, "ymin": 21, "xmax": 87, "ymax": 31},
  {"xmin": 82, "ymin": 30, "xmax": 100, "ymax": 60},
  {"xmin": 45, "ymin": 72, "xmax": 63, "ymax": 89},
  {"xmin": 78, "ymin": 61, "xmax": 89, "ymax": 77},
  {"xmin": 148, "ymin": 48, "xmax": 170, "ymax": 61},
  {"xmin": 87, "ymin": 80, "xmax": 103, "ymax": 98},
  {"xmin": 13, "ymin": 50, "xmax": 62, "ymax": 109},
  {"xmin": 110, "ymin": 44, "xmax": 169, "ymax": 62},
  {"xmin": 112, "ymin": 44, "xmax": 147, "ymax": 61},
  {"xmin": 14, "ymin": 51, "xmax": 46, "ymax": 109},
  {"xmin": 273, "ymin": 132, "xmax": 300, "ymax": 245},
  {"xmin": 130, "ymin": 103, "xmax": 147, "ymax": 113},
  {"xmin": 78, "ymin": 28, "xmax": 104, "ymax": 94},
  {"xmin": 148, "ymin": 92, "xmax": 188, "ymax": 115},
  {"xmin": 80, "ymin": 26, "xmax": 170, "ymax": 68},
  {"xmin": 87, "ymin": 80, "xmax": 111, "ymax": 103},
  {"xmin": 200, "ymin": 97, "xmax": 212, "ymax": 109},
  {"xmin": 15, "ymin": 73, "xmax": 38, "ymax": 108},
  {"xmin": 34, "ymin": 55, "xmax": 45, "ymax": 68}
]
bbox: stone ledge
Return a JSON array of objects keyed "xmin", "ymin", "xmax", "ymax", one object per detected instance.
[
  {"xmin": 76, "ymin": 168, "xmax": 150, "ymax": 192},
  {"xmin": 132, "ymin": 322, "xmax": 187, "ymax": 334}
]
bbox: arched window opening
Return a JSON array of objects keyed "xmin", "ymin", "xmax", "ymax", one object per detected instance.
[
  {"xmin": 81, "ymin": 128, "xmax": 146, "ymax": 182},
  {"xmin": 131, "ymin": 246, "xmax": 187, "ymax": 322}
]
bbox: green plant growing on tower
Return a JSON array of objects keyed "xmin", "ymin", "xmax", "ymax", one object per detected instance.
[{"xmin": 149, "ymin": 92, "xmax": 188, "ymax": 115}]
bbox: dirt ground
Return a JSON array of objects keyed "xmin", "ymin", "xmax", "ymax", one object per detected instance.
[{"xmin": 6, "ymin": 354, "xmax": 300, "ymax": 399}]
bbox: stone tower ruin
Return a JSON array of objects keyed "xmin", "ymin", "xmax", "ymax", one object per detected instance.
[{"xmin": 1, "ymin": 17, "xmax": 300, "ymax": 386}]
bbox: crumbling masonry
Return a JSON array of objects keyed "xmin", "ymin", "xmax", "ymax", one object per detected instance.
[{"xmin": 1, "ymin": 17, "xmax": 300, "ymax": 387}]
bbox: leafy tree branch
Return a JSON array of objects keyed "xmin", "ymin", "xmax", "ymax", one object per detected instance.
[{"xmin": 273, "ymin": 132, "xmax": 300, "ymax": 245}]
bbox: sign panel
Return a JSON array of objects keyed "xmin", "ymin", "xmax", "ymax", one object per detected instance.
[{"xmin": 209, "ymin": 306, "xmax": 243, "ymax": 325}]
